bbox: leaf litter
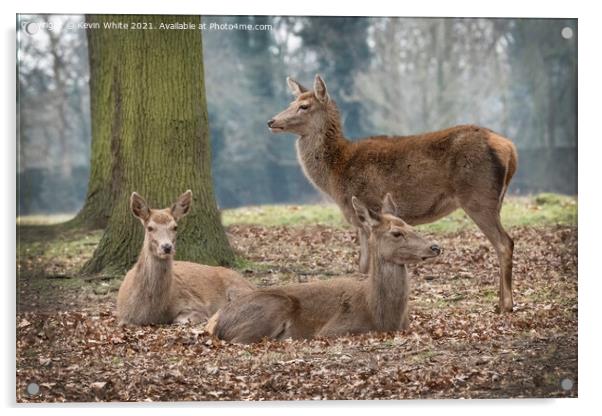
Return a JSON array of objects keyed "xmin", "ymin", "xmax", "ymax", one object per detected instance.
[{"xmin": 17, "ymin": 224, "xmax": 577, "ymax": 401}]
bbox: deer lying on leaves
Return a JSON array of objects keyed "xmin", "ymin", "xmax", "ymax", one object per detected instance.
[
  {"xmin": 206, "ymin": 194, "xmax": 441, "ymax": 344},
  {"xmin": 267, "ymin": 75, "xmax": 518, "ymax": 312},
  {"xmin": 116, "ymin": 190, "xmax": 255, "ymax": 326}
]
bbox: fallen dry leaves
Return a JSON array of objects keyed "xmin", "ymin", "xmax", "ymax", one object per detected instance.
[{"xmin": 17, "ymin": 224, "xmax": 577, "ymax": 402}]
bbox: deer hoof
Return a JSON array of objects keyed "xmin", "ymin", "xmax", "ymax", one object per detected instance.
[{"xmin": 496, "ymin": 300, "xmax": 514, "ymax": 313}]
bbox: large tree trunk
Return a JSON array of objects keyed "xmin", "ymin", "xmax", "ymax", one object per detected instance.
[
  {"xmin": 70, "ymin": 16, "xmax": 116, "ymax": 229},
  {"xmin": 81, "ymin": 14, "xmax": 234, "ymax": 276}
]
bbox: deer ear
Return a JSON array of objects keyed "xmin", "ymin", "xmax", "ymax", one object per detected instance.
[
  {"xmin": 171, "ymin": 190, "xmax": 192, "ymax": 221},
  {"xmin": 287, "ymin": 77, "xmax": 307, "ymax": 97},
  {"xmin": 382, "ymin": 193, "xmax": 399, "ymax": 216},
  {"xmin": 131, "ymin": 192, "xmax": 150, "ymax": 222},
  {"xmin": 352, "ymin": 196, "xmax": 380, "ymax": 231},
  {"xmin": 314, "ymin": 74, "xmax": 329, "ymax": 103}
]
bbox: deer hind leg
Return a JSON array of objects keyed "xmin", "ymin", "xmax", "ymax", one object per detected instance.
[
  {"xmin": 230, "ymin": 316, "xmax": 293, "ymax": 344},
  {"xmin": 317, "ymin": 314, "xmax": 360, "ymax": 338},
  {"xmin": 317, "ymin": 302, "xmax": 372, "ymax": 338},
  {"xmin": 205, "ymin": 311, "xmax": 220, "ymax": 334},
  {"xmin": 461, "ymin": 202, "xmax": 514, "ymax": 313},
  {"xmin": 358, "ymin": 228, "xmax": 370, "ymax": 274},
  {"xmin": 214, "ymin": 291, "xmax": 298, "ymax": 344},
  {"xmin": 174, "ymin": 308, "xmax": 210, "ymax": 325}
]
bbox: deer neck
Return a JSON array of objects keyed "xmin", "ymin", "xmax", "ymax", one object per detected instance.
[
  {"xmin": 133, "ymin": 238, "xmax": 173, "ymax": 309},
  {"xmin": 296, "ymin": 112, "xmax": 348, "ymax": 194},
  {"xmin": 367, "ymin": 249, "xmax": 409, "ymax": 331}
]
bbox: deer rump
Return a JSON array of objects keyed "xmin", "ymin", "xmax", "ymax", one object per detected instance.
[
  {"xmin": 213, "ymin": 280, "xmax": 373, "ymax": 344},
  {"xmin": 213, "ymin": 290, "xmax": 300, "ymax": 344}
]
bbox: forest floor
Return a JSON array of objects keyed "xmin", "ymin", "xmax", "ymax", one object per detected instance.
[{"xmin": 16, "ymin": 194, "xmax": 577, "ymax": 402}]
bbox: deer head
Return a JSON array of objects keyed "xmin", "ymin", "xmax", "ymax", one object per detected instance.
[
  {"xmin": 130, "ymin": 190, "xmax": 192, "ymax": 260},
  {"xmin": 267, "ymin": 74, "xmax": 333, "ymax": 136},
  {"xmin": 352, "ymin": 193, "xmax": 442, "ymax": 264}
]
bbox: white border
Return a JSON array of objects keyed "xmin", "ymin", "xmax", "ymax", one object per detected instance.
[{"xmin": 3, "ymin": 0, "xmax": 599, "ymax": 415}]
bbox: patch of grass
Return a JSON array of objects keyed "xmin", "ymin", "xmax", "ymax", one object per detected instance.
[
  {"xmin": 27, "ymin": 276, "xmax": 119, "ymax": 302},
  {"xmin": 223, "ymin": 204, "xmax": 348, "ymax": 228},
  {"xmin": 231, "ymin": 256, "xmax": 271, "ymax": 271},
  {"xmin": 501, "ymin": 194, "xmax": 577, "ymax": 227},
  {"xmin": 417, "ymin": 194, "xmax": 577, "ymax": 234},
  {"xmin": 407, "ymin": 349, "xmax": 439, "ymax": 364},
  {"xmin": 18, "ymin": 193, "xmax": 576, "ymax": 236},
  {"xmin": 481, "ymin": 288, "xmax": 498, "ymax": 301},
  {"xmin": 534, "ymin": 193, "xmax": 567, "ymax": 206},
  {"xmin": 415, "ymin": 298, "xmax": 450, "ymax": 309},
  {"xmin": 222, "ymin": 194, "xmax": 577, "ymax": 234},
  {"xmin": 91, "ymin": 279, "xmax": 122, "ymax": 295},
  {"xmin": 415, "ymin": 294, "xmax": 473, "ymax": 310},
  {"xmin": 17, "ymin": 213, "xmax": 76, "ymax": 226},
  {"xmin": 18, "ymin": 228, "xmax": 102, "ymax": 274},
  {"xmin": 17, "ymin": 226, "xmax": 105, "ymax": 309},
  {"xmin": 25, "ymin": 276, "xmax": 88, "ymax": 291}
]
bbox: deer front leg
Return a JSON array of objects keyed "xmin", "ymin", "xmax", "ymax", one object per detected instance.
[
  {"xmin": 358, "ymin": 228, "xmax": 370, "ymax": 274},
  {"xmin": 400, "ymin": 309, "xmax": 410, "ymax": 331}
]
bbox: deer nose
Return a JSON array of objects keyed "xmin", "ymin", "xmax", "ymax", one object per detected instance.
[
  {"xmin": 267, "ymin": 119, "xmax": 275, "ymax": 128},
  {"xmin": 161, "ymin": 243, "xmax": 173, "ymax": 254},
  {"xmin": 430, "ymin": 244, "xmax": 441, "ymax": 255}
]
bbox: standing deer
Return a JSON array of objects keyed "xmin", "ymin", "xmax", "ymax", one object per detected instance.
[
  {"xmin": 207, "ymin": 194, "xmax": 441, "ymax": 344},
  {"xmin": 116, "ymin": 190, "xmax": 255, "ymax": 326},
  {"xmin": 267, "ymin": 75, "xmax": 518, "ymax": 312}
]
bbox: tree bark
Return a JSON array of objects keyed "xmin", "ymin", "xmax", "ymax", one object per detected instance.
[
  {"xmin": 81, "ymin": 14, "xmax": 234, "ymax": 276},
  {"xmin": 70, "ymin": 16, "xmax": 117, "ymax": 229}
]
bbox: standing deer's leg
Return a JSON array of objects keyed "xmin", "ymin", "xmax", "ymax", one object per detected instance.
[
  {"xmin": 461, "ymin": 204, "xmax": 514, "ymax": 312},
  {"xmin": 400, "ymin": 308, "xmax": 410, "ymax": 331},
  {"xmin": 358, "ymin": 228, "xmax": 370, "ymax": 274}
]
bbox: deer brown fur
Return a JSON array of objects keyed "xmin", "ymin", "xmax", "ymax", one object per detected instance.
[
  {"xmin": 267, "ymin": 75, "xmax": 518, "ymax": 312},
  {"xmin": 116, "ymin": 190, "xmax": 255, "ymax": 326},
  {"xmin": 207, "ymin": 194, "xmax": 441, "ymax": 344}
]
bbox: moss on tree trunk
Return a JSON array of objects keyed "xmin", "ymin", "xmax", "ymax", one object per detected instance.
[
  {"xmin": 69, "ymin": 16, "xmax": 119, "ymax": 229},
  {"xmin": 81, "ymin": 14, "xmax": 234, "ymax": 276}
]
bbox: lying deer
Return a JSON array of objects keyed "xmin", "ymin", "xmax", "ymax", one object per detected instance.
[
  {"xmin": 116, "ymin": 190, "xmax": 255, "ymax": 326},
  {"xmin": 207, "ymin": 194, "xmax": 441, "ymax": 343},
  {"xmin": 267, "ymin": 75, "xmax": 518, "ymax": 312}
]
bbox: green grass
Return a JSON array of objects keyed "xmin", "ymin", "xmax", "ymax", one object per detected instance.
[
  {"xmin": 418, "ymin": 194, "xmax": 577, "ymax": 234},
  {"xmin": 17, "ymin": 213, "xmax": 76, "ymax": 226},
  {"xmin": 17, "ymin": 193, "xmax": 577, "ymax": 236},
  {"xmin": 222, "ymin": 204, "xmax": 348, "ymax": 228},
  {"xmin": 407, "ymin": 349, "xmax": 439, "ymax": 364},
  {"xmin": 17, "ymin": 226, "xmax": 103, "ymax": 298},
  {"xmin": 15, "ymin": 193, "xmax": 576, "ymax": 272},
  {"xmin": 18, "ymin": 228, "xmax": 102, "ymax": 273},
  {"xmin": 222, "ymin": 194, "xmax": 577, "ymax": 233},
  {"xmin": 17, "ymin": 226, "xmax": 117, "ymax": 305}
]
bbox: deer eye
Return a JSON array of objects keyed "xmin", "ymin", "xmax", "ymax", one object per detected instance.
[
  {"xmin": 299, "ymin": 104, "xmax": 309, "ymax": 110},
  {"xmin": 391, "ymin": 230, "xmax": 404, "ymax": 238},
  {"xmin": 172, "ymin": 225, "xmax": 178, "ymax": 231},
  {"xmin": 147, "ymin": 226, "xmax": 154, "ymax": 232}
]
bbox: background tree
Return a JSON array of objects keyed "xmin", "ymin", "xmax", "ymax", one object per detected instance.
[
  {"xmin": 294, "ymin": 17, "xmax": 372, "ymax": 139},
  {"xmin": 81, "ymin": 14, "xmax": 234, "ymax": 276},
  {"xmin": 17, "ymin": 14, "xmax": 90, "ymax": 215},
  {"xmin": 233, "ymin": 15, "xmax": 291, "ymax": 203}
]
